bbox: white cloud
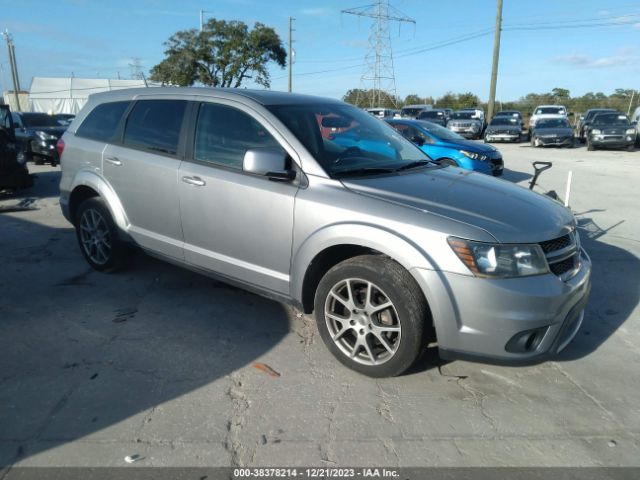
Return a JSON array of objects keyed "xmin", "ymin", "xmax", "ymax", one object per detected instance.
[{"xmin": 551, "ymin": 51, "xmax": 636, "ymax": 69}]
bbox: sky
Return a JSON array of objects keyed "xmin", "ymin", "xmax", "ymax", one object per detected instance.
[{"xmin": 0, "ymin": 0, "xmax": 639, "ymax": 102}]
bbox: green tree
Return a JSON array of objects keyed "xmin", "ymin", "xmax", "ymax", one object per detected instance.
[
  {"xmin": 404, "ymin": 94, "xmax": 433, "ymax": 106},
  {"xmin": 343, "ymin": 89, "xmax": 399, "ymax": 108},
  {"xmin": 150, "ymin": 19, "xmax": 286, "ymax": 88}
]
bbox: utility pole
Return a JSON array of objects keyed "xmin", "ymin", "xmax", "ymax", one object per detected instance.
[
  {"xmin": 288, "ymin": 17, "xmax": 295, "ymax": 92},
  {"xmin": 3, "ymin": 30, "xmax": 21, "ymax": 111},
  {"xmin": 487, "ymin": 0, "xmax": 503, "ymax": 122}
]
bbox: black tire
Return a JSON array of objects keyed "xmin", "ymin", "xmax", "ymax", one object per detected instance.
[
  {"xmin": 34, "ymin": 156, "xmax": 44, "ymax": 165},
  {"xmin": 74, "ymin": 197, "xmax": 129, "ymax": 272},
  {"xmin": 314, "ymin": 255, "xmax": 428, "ymax": 377},
  {"xmin": 627, "ymin": 144, "xmax": 635, "ymax": 152}
]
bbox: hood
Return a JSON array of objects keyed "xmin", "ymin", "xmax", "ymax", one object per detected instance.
[
  {"xmin": 27, "ymin": 126, "xmax": 66, "ymax": 138},
  {"xmin": 437, "ymin": 138, "xmax": 498, "ymax": 153},
  {"xmin": 342, "ymin": 168, "xmax": 575, "ymax": 243},
  {"xmin": 534, "ymin": 127, "xmax": 573, "ymax": 136},
  {"xmin": 449, "ymin": 118, "xmax": 482, "ymax": 125}
]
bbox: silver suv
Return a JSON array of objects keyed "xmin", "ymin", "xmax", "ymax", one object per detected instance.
[{"xmin": 59, "ymin": 88, "xmax": 591, "ymax": 377}]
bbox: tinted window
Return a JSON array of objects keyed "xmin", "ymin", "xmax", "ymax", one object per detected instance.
[
  {"xmin": 123, "ymin": 100, "xmax": 186, "ymax": 155},
  {"xmin": 77, "ymin": 101, "xmax": 130, "ymax": 142},
  {"xmin": 194, "ymin": 103, "xmax": 282, "ymax": 170},
  {"xmin": 21, "ymin": 113, "xmax": 61, "ymax": 127}
]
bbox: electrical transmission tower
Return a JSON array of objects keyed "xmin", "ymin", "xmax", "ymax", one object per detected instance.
[{"xmin": 342, "ymin": 0, "xmax": 414, "ymax": 108}]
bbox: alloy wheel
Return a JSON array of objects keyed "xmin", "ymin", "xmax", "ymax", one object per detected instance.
[
  {"xmin": 324, "ymin": 278, "xmax": 401, "ymax": 366},
  {"xmin": 79, "ymin": 208, "xmax": 112, "ymax": 265}
]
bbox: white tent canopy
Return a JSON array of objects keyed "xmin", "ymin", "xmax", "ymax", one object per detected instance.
[{"xmin": 28, "ymin": 77, "xmax": 162, "ymax": 114}]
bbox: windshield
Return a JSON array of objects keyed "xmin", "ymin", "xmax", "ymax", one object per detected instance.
[
  {"xmin": 267, "ymin": 103, "xmax": 430, "ymax": 178},
  {"xmin": 592, "ymin": 113, "xmax": 630, "ymax": 126},
  {"xmin": 536, "ymin": 118, "xmax": 570, "ymax": 129},
  {"xmin": 490, "ymin": 117, "xmax": 518, "ymax": 126},
  {"xmin": 585, "ymin": 109, "xmax": 614, "ymax": 121},
  {"xmin": 21, "ymin": 113, "xmax": 62, "ymax": 128},
  {"xmin": 451, "ymin": 112, "xmax": 475, "ymax": 120},
  {"xmin": 418, "ymin": 111, "xmax": 444, "ymax": 119},
  {"xmin": 535, "ymin": 107, "xmax": 565, "ymax": 116},
  {"xmin": 414, "ymin": 120, "xmax": 464, "ymax": 141},
  {"xmin": 401, "ymin": 107, "xmax": 426, "ymax": 117}
]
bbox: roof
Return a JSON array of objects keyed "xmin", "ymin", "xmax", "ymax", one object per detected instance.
[{"xmin": 87, "ymin": 86, "xmax": 343, "ymax": 106}]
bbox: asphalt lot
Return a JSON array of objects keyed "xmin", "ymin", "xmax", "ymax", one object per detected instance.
[{"xmin": 1, "ymin": 141, "xmax": 639, "ymax": 469}]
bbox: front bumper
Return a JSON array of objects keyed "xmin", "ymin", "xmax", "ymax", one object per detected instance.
[
  {"xmin": 411, "ymin": 247, "xmax": 591, "ymax": 364},
  {"xmin": 535, "ymin": 136, "xmax": 574, "ymax": 147},
  {"xmin": 590, "ymin": 135, "xmax": 634, "ymax": 149},
  {"xmin": 450, "ymin": 127, "xmax": 480, "ymax": 138},
  {"xmin": 485, "ymin": 132, "xmax": 520, "ymax": 142}
]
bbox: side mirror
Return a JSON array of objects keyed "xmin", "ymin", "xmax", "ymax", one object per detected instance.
[
  {"xmin": 411, "ymin": 136, "xmax": 425, "ymax": 146},
  {"xmin": 243, "ymin": 147, "xmax": 295, "ymax": 181}
]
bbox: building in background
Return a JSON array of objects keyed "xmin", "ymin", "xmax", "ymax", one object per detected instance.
[{"xmin": 27, "ymin": 77, "xmax": 162, "ymax": 114}]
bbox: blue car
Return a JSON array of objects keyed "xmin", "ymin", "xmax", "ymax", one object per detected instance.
[{"xmin": 386, "ymin": 119, "xmax": 504, "ymax": 176}]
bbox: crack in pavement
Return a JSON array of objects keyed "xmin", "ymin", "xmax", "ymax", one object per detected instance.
[
  {"xmin": 225, "ymin": 373, "xmax": 249, "ymax": 467},
  {"xmin": 319, "ymin": 383, "xmax": 350, "ymax": 465},
  {"xmin": 437, "ymin": 366, "xmax": 498, "ymax": 433}
]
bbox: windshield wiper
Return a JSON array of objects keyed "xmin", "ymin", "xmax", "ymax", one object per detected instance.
[
  {"xmin": 395, "ymin": 160, "xmax": 434, "ymax": 172},
  {"xmin": 333, "ymin": 167, "xmax": 396, "ymax": 178}
]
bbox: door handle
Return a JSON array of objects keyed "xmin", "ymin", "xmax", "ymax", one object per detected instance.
[
  {"xmin": 181, "ymin": 176, "xmax": 206, "ymax": 187},
  {"xmin": 105, "ymin": 156, "xmax": 122, "ymax": 166}
]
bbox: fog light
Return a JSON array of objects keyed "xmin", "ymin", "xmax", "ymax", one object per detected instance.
[{"xmin": 505, "ymin": 326, "xmax": 548, "ymax": 353}]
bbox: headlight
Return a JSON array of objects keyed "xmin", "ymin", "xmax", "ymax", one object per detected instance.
[
  {"xmin": 626, "ymin": 128, "xmax": 636, "ymax": 135},
  {"xmin": 35, "ymin": 130, "xmax": 57, "ymax": 141},
  {"xmin": 590, "ymin": 129, "xmax": 601, "ymax": 135},
  {"xmin": 459, "ymin": 150, "xmax": 488, "ymax": 161},
  {"xmin": 448, "ymin": 237, "xmax": 549, "ymax": 278}
]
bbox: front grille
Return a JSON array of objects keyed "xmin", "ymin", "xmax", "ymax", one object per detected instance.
[
  {"xmin": 539, "ymin": 234, "xmax": 571, "ymax": 253},
  {"xmin": 550, "ymin": 256, "xmax": 576, "ymax": 276},
  {"xmin": 539, "ymin": 232, "xmax": 580, "ymax": 280}
]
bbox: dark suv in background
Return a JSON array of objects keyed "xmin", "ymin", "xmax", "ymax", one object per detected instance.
[
  {"xmin": 11, "ymin": 112, "xmax": 67, "ymax": 166},
  {"xmin": 0, "ymin": 105, "xmax": 32, "ymax": 190}
]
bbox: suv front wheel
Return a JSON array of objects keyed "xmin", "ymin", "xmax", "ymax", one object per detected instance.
[
  {"xmin": 314, "ymin": 255, "xmax": 427, "ymax": 377},
  {"xmin": 75, "ymin": 197, "xmax": 129, "ymax": 272}
]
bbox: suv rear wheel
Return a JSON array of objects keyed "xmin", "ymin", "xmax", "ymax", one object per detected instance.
[
  {"xmin": 75, "ymin": 197, "xmax": 128, "ymax": 272},
  {"xmin": 314, "ymin": 255, "xmax": 427, "ymax": 377}
]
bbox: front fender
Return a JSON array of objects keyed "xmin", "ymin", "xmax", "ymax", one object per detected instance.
[
  {"xmin": 290, "ymin": 222, "xmax": 437, "ymax": 303},
  {"xmin": 69, "ymin": 169, "xmax": 130, "ymax": 231}
]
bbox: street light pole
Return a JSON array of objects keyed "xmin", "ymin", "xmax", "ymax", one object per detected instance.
[{"xmin": 487, "ymin": 0, "xmax": 503, "ymax": 122}]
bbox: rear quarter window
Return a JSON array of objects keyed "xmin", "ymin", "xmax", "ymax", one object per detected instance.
[{"xmin": 76, "ymin": 101, "xmax": 130, "ymax": 142}]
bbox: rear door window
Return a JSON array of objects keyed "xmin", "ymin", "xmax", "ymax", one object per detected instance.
[
  {"xmin": 76, "ymin": 101, "xmax": 130, "ymax": 142},
  {"xmin": 123, "ymin": 100, "xmax": 187, "ymax": 156}
]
